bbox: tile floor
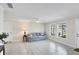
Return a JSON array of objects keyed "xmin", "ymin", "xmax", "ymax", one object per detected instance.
[{"xmin": 5, "ymin": 40, "xmax": 79, "ymax": 55}]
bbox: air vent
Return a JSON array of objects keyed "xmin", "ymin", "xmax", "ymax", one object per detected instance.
[{"xmin": 7, "ymin": 3, "xmax": 13, "ymax": 8}]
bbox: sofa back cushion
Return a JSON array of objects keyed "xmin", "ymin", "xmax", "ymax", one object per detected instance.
[{"xmin": 31, "ymin": 32, "xmax": 45, "ymax": 37}]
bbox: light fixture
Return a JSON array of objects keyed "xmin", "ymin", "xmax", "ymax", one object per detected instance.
[
  {"xmin": 32, "ymin": 17, "xmax": 41, "ymax": 23},
  {"xmin": 36, "ymin": 20, "xmax": 40, "ymax": 23}
]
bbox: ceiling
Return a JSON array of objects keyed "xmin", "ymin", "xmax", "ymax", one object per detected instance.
[{"xmin": 1, "ymin": 3, "xmax": 79, "ymax": 23}]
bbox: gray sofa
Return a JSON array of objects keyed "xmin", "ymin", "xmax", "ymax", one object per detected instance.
[{"xmin": 27, "ymin": 33, "xmax": 46, "ymax": 42}]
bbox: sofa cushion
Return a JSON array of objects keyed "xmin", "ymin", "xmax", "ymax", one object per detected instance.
[{"xmin": 27, "ymin": 32, "xmax": 46, "ymax": 42}]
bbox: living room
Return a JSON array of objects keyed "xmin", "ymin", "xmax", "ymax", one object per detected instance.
[{"xmin": 1, "ymin": 3, "xmax": 79, "ymax": 55}]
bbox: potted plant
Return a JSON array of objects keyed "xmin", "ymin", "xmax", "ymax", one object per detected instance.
[{"xmin": 0, "ymin": 32, "xmax": 9, "ymax": 44}]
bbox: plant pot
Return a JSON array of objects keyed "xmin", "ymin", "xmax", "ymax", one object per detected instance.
[
  {"xmin": 0, "ymin": 39, "xmax": 7, "ymax": 44},
  {"xmin": 0, "ymin": 40, "xmax": 4, "ymax": 45}
]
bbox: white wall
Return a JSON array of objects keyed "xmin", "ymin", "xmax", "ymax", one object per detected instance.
[
  {"xmin": 75, "ymin": 19, "xmax": 79, "ymax": 48},
  {"xmin": 45, "ymin": 19, "xmax": 76, "ymax": 48},
  {"xmin": 0, "ymin": 6, "xmax": 4, "ymax": 33},
  {"xmin": 4, "ymin": 19, "xmax": 14, "ymax": 41},
  {"xmin": 4, "ymin": 18, "xmax": 45, "ymax": 42},
  {"xmin": 0, "ymin": 6, "xmax": 4, "ymax": 43}
]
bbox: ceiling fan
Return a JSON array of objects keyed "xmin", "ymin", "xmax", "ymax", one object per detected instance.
[{"xmin": 7, "ymin": 3, "xmax": 13, "ymax": 8}]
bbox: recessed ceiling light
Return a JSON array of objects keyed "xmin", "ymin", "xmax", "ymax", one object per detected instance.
[{"xmin": 36, "ymin": 21, "xmax": 40, "ymax": 23}]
